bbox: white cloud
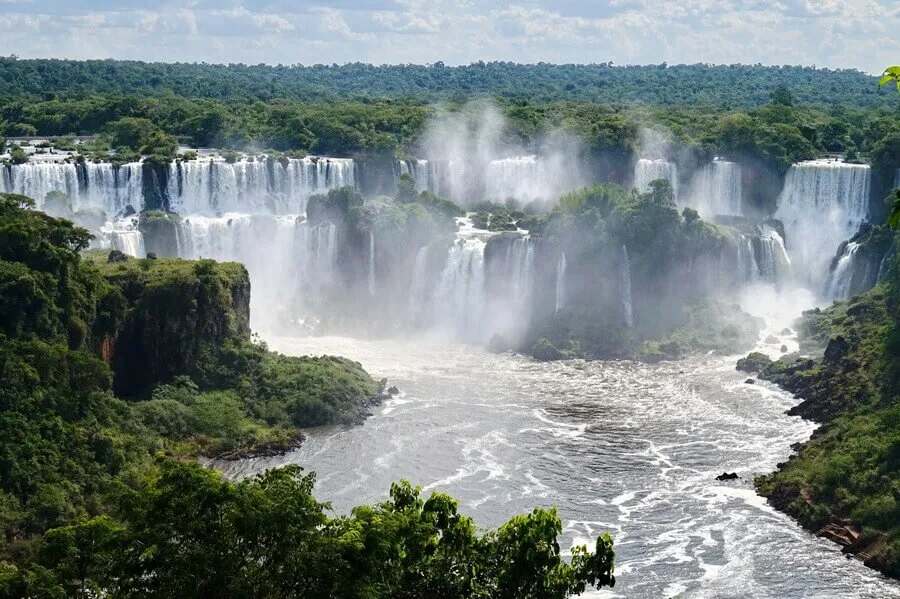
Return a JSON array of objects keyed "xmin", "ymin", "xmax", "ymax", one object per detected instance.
[{"xmin": 0, "ymin": 0, "xmax": 894, "ymax": 73}]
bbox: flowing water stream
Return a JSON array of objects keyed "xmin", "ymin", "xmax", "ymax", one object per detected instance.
[{"xmin": 213, "ymin": 323, "xmax": 898, "ymax": 598}]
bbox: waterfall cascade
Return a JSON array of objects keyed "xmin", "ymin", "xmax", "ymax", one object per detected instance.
[
  {"xmin": 633, "ymin": 159, "xmax": 678, "ymax": 197},
  {"xmin": 774, "ymin": 160, "xmax": 870, "ymax": 290},
  {"xmin": 757, "ymin": 227, "xmax": 791, "ymax": 284},
  {"xmin": 398, "ymin": 155, "xmax": 582, "ymax": 207},
  {"xmin": 485, "ymin": 156, "xmax": 579, "ymax": 204},
  {"xmin": 735, "ymin": 228, "xmax": 791, "ymax": 285},
  {"xmin": 434, "ymin": 217, "xmax": 487, "ymax": 341},
  {"xmin": 368, "ymin": 231, "xmax": 376, "ymax": 296},
  {"xmin": 397, "ymin": 159, "xmax": 433, "ymax": 192},
  {"xmin": 110, "ymin": 230, "xmax": 146, "ymax": 258},
  {"xmin": 737, "ymin": 235, "xmax": 760, "ymax": 282},
  {"xmin": 94, "ymin": 219, "xmax": 146, "ymax": 258},
  {"xmin": 555, "ymin": 252, "xmax": 567, "ymax": 314},
  {"xmin": 823, "ymin": 239, "xmax": 886, "ymax": 301},
  {"xmin": 620, "ymin": 245, "xmax": 634, "ymax": 328},
  {"xmin": 685, "ymin": 160, "xmax": 742, "ymax": 217},
  {"xmin": 503, "ymin": 237, "xmax": 535, "ymax": 309},
  {"xmin": 168, "ymin": 157, "xmax": 355, "ymax": 215},
  {"xmin": 1, "ymin": 161, "xmax": 144, "ymax": 214},
  {"xmin": 408, "ymin": 245, "xmax": 430, "ymax": 318},
  {"xmin": 176, "ymin": 214, "xmax": 337, "ymax": 332},
  {"xmin": 824, "ymin": 242, "xmax": 860, "ymax": 300}
]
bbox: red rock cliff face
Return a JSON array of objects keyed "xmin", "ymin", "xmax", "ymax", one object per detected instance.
[
  {"xmin": 98, "ymin": 259, "xmax": 252, "ymax": 397},
  {"xmin": 99, "ymin": 334, "xmax": 116, "ymax": 365}
]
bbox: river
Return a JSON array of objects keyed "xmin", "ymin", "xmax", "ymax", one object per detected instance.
[{"xmin": 212, "ymin": 331, "xmax": 899, "ymax": 598}]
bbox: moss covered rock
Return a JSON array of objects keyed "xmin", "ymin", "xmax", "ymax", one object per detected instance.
[{"xmin": 736, "ymin": 351, "xmax": 772, "ymax": 373}]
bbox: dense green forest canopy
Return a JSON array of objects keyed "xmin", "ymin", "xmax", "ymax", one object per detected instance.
[{"xmin": 0, "ymin": 58, "xmax": 896, "ymax": 107}]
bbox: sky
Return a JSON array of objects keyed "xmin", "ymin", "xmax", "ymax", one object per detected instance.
[{"xmin": 0, "ymin": 1, "xmax": 896, "ymax": 74}]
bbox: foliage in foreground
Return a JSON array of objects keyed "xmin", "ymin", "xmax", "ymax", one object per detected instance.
[{"xmin": 1, "ymin": 459, "xmax": 614, "ymax": 598}]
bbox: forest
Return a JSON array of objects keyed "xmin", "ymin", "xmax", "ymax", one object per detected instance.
[{"xmin": 0, "ymin": 58, "xmax": 896, "ymax": 107}]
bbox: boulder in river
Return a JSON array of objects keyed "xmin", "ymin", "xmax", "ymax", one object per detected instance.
[
  {"xmin": 736, "ymin": 351, "xmax": 772, "ymax": 373},
  {"xmin": 716, "ymin": 472, "xmax": 740, "ymax": 481},
  {"xmin": 387, "ymin": 386, "xmax": 400, "ymax": 396}
]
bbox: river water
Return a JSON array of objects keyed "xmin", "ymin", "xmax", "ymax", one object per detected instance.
[{"xmin": 213, "ymin": 328, "xmax": 899, "ymax": 598}]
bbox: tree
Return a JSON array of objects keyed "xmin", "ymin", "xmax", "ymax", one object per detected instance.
[
  {"xmin": 771, "ymin": 84, "xmax": 793, "ymax": 107},
  {"xmin": 8, "ymin": 145, "xmax": 28, "ymax": 165},
  {"xmin": 887, "ymin": 190, "xmax": 900, "ymax": 230},
  {"xmin": 396, "ymin": 173, "xmax": 417, "ymax": 203}
]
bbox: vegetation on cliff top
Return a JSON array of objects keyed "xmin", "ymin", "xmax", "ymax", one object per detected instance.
[{"xmin": 511, "ymin": 181, "xmax": 762, "ymax": 361}]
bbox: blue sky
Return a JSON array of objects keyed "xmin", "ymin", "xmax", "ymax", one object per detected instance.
[{"xmin": 0, "ymin": 1, "xmax": 896, "ymax": 73}]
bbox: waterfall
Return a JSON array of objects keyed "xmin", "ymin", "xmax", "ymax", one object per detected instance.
[
  {"xmin": 2, "ymin": 162, "xmax": 144, "ymax": 215},
  {"xmin": 620, "ymin": 245, "xmax": 634, "ymax": 328},
  {"xmin": 824, "ymin": 239, "xmax": 884, "ymax": 301},
  {"xmin": 774, "ymin": 160, "xmax": 870, "ymax": 290},
  {"xmin": 111, "ymin": 230, "xmax": 146, "ymax": 258},
  {"xmin": 633, "ymin": 159, "xmax": 678, "ymax": 197},
  {"xmin": 555, "ymin": 252, "xmax": 567, "ymax": 314},
  {"xmin": 177, "ymin": 214, "xmax": 337, "ymax": 332},
  {"xmin": 486, "ymin": 156, "xmax": 540, "ymax": 203},
  {"xmin": 398, "ymin": 159, "xmax": 432, "ymax": 192},
  {"xmin": 737, "ymin": 235, "xmax": 760, "ymax": 282},
  {"xmin": 5, "ymin": 163, "xmax": 79, "ymax": 209},
  {"xmin": 435, "ymin": 235, "xmax": 486, "ymax": 342},
  {"xmin": 735, "ymin": 228, "xmax": 790, "ymax": 285},
  {"xmin": 95, "ymin": 217, "xmax": 146, "ymax": 258},
  {"xmin": 296, "ymin": 221, "xmax": 338, "ymax": 293},
  {"xmin": 823, "ymin": 242, "xmax": 860, "ymax": 300},
  {"xmin": 504, "ymin": 238, "xmax": 535, "ymax": 306},
  {"xmin": 83, "ymin": 162, "xmax": 144, "ymax": 214},
  {"xmin": 168, "ymin": 156, "xmax": 355, "ymax": 215},
  {"xmin": 368, "ymin": 231, "xmax": 376, "ymax": 296},
  {"xmin": 408, "ymin": 245, "xmax": 430, "ymax": 318},
  {"xmin": 757, "ymin": 227, "xmax": 791, "ymax": 284},
  {"xmin": 685, "ymin": 160, "xmax": 741, "ymax": 217},
  {"xmin": 484, "ymin": 155, "xmax": 583, "ymax": 205}
]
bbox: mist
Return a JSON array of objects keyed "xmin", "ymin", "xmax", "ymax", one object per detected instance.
[{"xmin": 1, "ymin": 123, "xmax": 882, "ymax": 358}]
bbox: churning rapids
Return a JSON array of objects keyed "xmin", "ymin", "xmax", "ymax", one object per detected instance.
[{"xmin": 211, "ymin": 327, "xmax": 899, "ymax": 597}]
